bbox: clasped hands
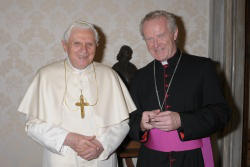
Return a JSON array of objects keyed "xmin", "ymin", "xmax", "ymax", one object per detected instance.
[
  {"xmin": 140, "ymin": 109, "xmax": 181, "ymax": 132},
  {"xmin": 64, "ymin": 132, "xmax": 104, "ymax": 161}
]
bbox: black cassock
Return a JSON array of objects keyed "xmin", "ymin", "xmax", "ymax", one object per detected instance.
[{"xmin": 129, "ymin": 49, "xmax": 230, "ymax": 167}]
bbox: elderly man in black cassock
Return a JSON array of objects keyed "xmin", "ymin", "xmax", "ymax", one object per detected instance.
[{"xmin": 129, "ymin": 10, "xmax": 230, "ymax": 167}]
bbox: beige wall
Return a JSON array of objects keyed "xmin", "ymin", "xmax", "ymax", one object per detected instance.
[{"xmin": 0, "ymin": 0, "xmax": 210, "ymax": 166}]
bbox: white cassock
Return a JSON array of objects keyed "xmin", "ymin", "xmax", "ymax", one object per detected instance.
[{"xmin": 18, "ymin": 58, "xmax": 136, "ymax": 167}]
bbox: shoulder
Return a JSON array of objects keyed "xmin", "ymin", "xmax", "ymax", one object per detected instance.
[
  {"xmin": 93, "ymin": 62, "xmax": 118, "ymax": 76},
  {"xmin": 135, "ymin": 61, "xmax": 154, "ymax": 76},
  {"xmin": 131, "ymin": 61, "xmax": 154, "ymax": 85},
  {"xmin": 36, "ymin": 60, "xmax": 64, "ymax": 80},
  {"xmin": 182, "ymin": 53, "xmax": 211, "ymax": 63},
  {"xmin": 94, "ymin": 62, "xmax": 114, "ymax": 71},
  {"xmin": 38, "ymin": 60, "xmax": 64, "ymax": 74},
  {"xmin": 181, "ymin": 53, "xmax": 213, "ymax": 69},
  {"xmin": 179, "ymin": 53, "xmax": 217, "ymax": 79}
]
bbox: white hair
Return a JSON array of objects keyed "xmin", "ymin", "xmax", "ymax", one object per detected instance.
[
  {"xmin": 63, "ymin": 20, "xmax": 99, "ymax": 44},
  {"xmin": 140, "ymin": 10, "xmax": 178, "ymax": 37}
]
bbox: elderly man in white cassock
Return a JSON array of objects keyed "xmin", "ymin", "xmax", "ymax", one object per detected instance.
[{"xmin": 18, "ymin": 20, "xmax": 136, "ymax": 167}]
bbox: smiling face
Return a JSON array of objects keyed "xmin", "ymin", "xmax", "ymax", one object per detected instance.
[
  {"xmin": 142, "ymin": 16, "xmax": 178, "ymax": 62},
  {"xmin": 62, "ymin": 27, "xmax": 96, "ymax": 69}
]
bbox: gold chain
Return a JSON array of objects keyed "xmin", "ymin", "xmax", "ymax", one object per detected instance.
[{"xmin": 63, "ymin": 59, "xmax": 98, "ymax": 111}]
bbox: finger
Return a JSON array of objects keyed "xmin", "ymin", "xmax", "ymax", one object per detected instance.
[
  {"xmin": 153, "ymin": 122, "xmax": 169, "ymax": 128},
  {"xmin": 146, "ymin": 118, "xmax": 156, "ymax": 124},
  {"xmin": 153, "ymin": 120, "xmax": 169, "ymax": 126},
  {"xmin": 155, "ymin": 112, "xmax": 174, "ymax": 122},
  {"xmin": 80, "ymin": 153, "xmax": 92, "ymax": 161},
  {"xmin": 80, "ymin": 149, "xmax": 95, "ymax": 160},
  {"xmin": 156, "ymin": 111, "xmax": 172, "ymax": 117},
  {"xmin": 142, "ymin": 112, "xmax": 151, "ymax": 119},
  {"xmin": 75, "ymin": 143, "xmax": 90, "ymax": 152},
  {"xmin": 148, "ymin": 121, "xmax": 157, "ymax": 125},
  {"xmin": 83, "ymin": 140, "xmax": 100, "ymax": 149},
  {"xmin": 141, "ymin": 121, "xmax": 154, "ymax": 131},
  {"xmin": 154, "ymin": 115, "xmax": 167, "ymax": 122},
  {"xmin": 145, "ymin": 123, "xmax": 154, "ymax": 129},
  {"xmin": 143, "ymin": 110, "xmax": 160, "ymax": 117},
  {"xmin": 153, "ymin": 124, "xmax": 171, "ymax": 131},
  {"xmin": 84, "ymin": 135, "xmax": 96, "ymax": 140},
  {"xmin": 153, "ymin": 120, "xmax": 178, "ymax": 131},
  {"xmin": 148, "ymin": 110, "xmax": 160, "ymax": 117},
  {"xmin": 152, "ymin": 109, "xmax": 161, "ymax": 114},
  {"xmin": 76, "ymin": 143, "xmax": 97, "ymax": 152},
  {"xmin": 77, "ymin": 147, "xmax": 93, "ymax": 157}
]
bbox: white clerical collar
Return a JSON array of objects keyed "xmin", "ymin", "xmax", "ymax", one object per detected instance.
[
  {"xmin": 67, "ymin": 58, "xmax": 91, "ymax": 74},
  {"xmin": 161, "ymin": 60, "xmax": 168, "ymax": 65}
]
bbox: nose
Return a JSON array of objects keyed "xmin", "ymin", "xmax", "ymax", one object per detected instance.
[
  {"xmin": 153, "ymin": 39, "xmax": 160, "ymax": 48},
  {"xmin": 79, "ymin": 44, "xmax": 87, "ymax": 52}
]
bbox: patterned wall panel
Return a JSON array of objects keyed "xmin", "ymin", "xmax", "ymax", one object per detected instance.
[{"xmin": 0, "ymin": 0, "xmax": 209, "ymax": 166}]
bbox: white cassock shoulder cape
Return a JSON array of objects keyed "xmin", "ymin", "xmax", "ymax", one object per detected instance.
[{"xmin": 18, "ymin": 59, "xmax": 136, "ymax": 128}]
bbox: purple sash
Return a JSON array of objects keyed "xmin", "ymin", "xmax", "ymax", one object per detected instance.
[
  {"xmin": 144, "ymin": 129, "xmax": 214, "ymax": 167},
  {"xmin": 201, "ymin": 137, "xmax": 214, "ymax": 167}
]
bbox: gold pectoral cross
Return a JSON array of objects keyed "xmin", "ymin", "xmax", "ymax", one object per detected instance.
[{"xmin": 75, "ymin": 95, "xmax": 89, "ymax": 119}]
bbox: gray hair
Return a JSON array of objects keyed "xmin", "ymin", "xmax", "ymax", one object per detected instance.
[
  {"xmin": 63, "ymin": 20, "xmax": 99, "ymax": 44},
  {"xmin": 140, "ymin": 10, "xmax": 178, "ymax": 37}
]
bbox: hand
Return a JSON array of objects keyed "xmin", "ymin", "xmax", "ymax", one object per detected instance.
[
  {"xmin": 63, "ymin": 132, "xmax": 99, "ymax": 153},
  {"xmin": 152, "ymin": 111, "xmax": 181, "ymax": 131},
  {"xmin": 140, "ymin": 109, "xmax": 161, "ymax": 131},
  {"xmin": 77, "ymin": 139, "xmax": 104, "ymax": 161}
]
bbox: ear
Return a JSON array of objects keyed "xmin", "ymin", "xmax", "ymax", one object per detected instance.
[
  {"xmin": 61, "ymin": 40, "xmax": 67, "ymax": 52},
  {"xmin": 174, "ymin": 28, "xmax": 178, "ymax": 41}
]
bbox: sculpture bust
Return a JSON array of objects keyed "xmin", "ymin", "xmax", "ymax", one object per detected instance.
[{"xmin": 112, "ymin": 45, "xmax": 137, "ymax": 88}]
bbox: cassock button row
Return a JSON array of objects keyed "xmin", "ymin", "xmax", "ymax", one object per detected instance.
[
  {"xmin": 166, "ymin": 105, "xmax": 171, "ymax": 109},
  {"xmin": 165, "ymin": 84, "xmax": 169, "ymax": 87},
  {"xmin": 165, "ymin": 74, "xmax": 170, "ymax": 78}
]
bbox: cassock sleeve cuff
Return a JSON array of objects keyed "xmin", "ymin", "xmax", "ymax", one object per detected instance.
[
  {"xmin": 177, "ymin": 128, "xmax": 185, "ymax": 140},
  {"xmin": 140, "ymin": 131, "xmax": 148, "ymax": 143},
  {"xmin": 59, "ymin": 132, "xmax": 70, "ymax": 156}
]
